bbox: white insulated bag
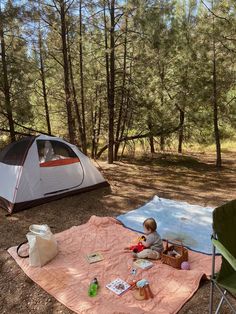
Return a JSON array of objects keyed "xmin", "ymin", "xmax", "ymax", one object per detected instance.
[{"xmin": 17, "ymin": 224, "xmax": 58, "ymax": 267}]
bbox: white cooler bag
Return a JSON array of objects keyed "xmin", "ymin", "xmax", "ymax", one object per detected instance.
[{"xmin": 17, "ymin": 224, "xmax": 58, "ymax": 267}]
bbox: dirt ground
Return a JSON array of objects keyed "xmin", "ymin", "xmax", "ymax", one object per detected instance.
[{"xmin": 0, "ymin": 151, "xmax": 235, "ymax": 314}]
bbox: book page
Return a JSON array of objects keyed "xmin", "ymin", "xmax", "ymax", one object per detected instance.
[{"xmin": 106, "ymin": 278, "xmax": 131, "ymax": 295}]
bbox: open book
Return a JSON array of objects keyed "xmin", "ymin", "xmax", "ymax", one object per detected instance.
[
  {"xmin": 133, "ymin": 259, "xmax": 153, "ymax": 270},
  {"xmin": 106, "ymin": 278, "xmax": 131, "ymax": 295},
  {"xmin": 86, "ymin": 252, "xmax": 104, "ymax": 264}
]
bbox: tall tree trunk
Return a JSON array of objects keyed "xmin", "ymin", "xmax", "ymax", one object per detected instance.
[
  {"xmin": 67, "ymin": 38, "xmax": 84, "ymax": 149},
  {"xmin": 103, "ymin": 3, "xmax": 110, "ymax": 105},
  {"xmin": 0, "ymin": 9, "xmax": 15, "ymax": 142},
  {"xmin": 114, "ymin": 14, "xmax": 128, "ymax": 160},
  {"xmin": 59, "ymin": 0, "xmax": 75, "ymax": 143},
  {"xmin": 160, "ymin": 133, "xmax": 165, "ymax": 151},
  {"xmin": 91, "ymin": 83, "xmax": 97, "ymax": 158},
  {"xmin": 159, "ymin": 62, "xmax": 165, "ymax": 152},
  {"xmin": 107, "ymin": 0, "xmax": 115, "ymax": 164},
  {"xmin": 91, "ymin": 82, "xmax": 102, "ymax": 159},
  {"xmin": 38, "ymin": 28, "xmax": 51, "ymax": 135},
  {"xmin": 148, "ymin": 120, "xmax": 155, "ymax": 154},
  {"xmin": 95, "ymin": 101, "xmax": 102, "ymax": 157},
  {"xmin": 119, "ymin": 96, "xmax": 133, "ymax": 160},
  {"xmin": 178, "ymin": 109, "xmax": 185, "ymax": 153},
  {"xmin": 149, "ymin": 136, "xmax": 155, "ymax": 154},
  {"xmin": 78, "ymin": 0, "xmax": 87, "ymax": 154},
  {"xmin": 119, "ymin": 57, "xmax": 133, "ymax": 146},
  {"xmin": 91, "ymin": 111, "xmax": 96, "ymax": 159},
  {"xmin": 212, "ymin": 13, "xmax": 221, "ymax": 167}
]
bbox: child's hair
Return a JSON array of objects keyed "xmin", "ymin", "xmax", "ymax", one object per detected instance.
[{"xmin": 143, "ymin": 218, "xmax": 157, "ymax": 232}]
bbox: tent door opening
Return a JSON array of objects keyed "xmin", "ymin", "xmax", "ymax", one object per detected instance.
[{"xmin": 36, "ymin": 140, "xmax": 84, "ymax": 195}]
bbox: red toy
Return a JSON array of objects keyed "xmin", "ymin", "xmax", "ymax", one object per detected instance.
[{"xmin": 130, "ymin": 236, "xmax": 146, "ymax": 253}]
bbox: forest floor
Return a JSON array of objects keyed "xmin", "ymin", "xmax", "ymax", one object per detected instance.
[{"xmin": 0, "ymin": 151, "xmax": 236, "ymax": 314}]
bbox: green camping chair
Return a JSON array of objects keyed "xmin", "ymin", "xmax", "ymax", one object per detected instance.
[{"xmin": 209, "ymin": 199, "xmax": 236, "ymax": 313}]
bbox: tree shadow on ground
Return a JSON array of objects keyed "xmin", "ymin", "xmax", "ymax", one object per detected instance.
[
  {"xmin": 121, "ymin": 152, "xmax": 225, "ymax": 171},
  {"xmin": 0, "ymin": 152, "xmax": 235, "ymax": 314}
]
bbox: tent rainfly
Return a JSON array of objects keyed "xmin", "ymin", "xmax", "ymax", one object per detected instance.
[{"xmin": 0, "ymin": 135, "xmax": 109, "ymax": 213}]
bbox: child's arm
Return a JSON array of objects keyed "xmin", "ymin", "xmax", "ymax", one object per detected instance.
[
  {"xmin": 141, "ymin": 234, "xmax": 154, "ymax": 248},
  {"xmin": 141, "ymin": 240, "xmax": 150, "ymax": 248}
]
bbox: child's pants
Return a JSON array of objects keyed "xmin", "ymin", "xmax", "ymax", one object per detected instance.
[{"xmin": 136, "ymin": 249, "xmax": 160, "ymax": 259}]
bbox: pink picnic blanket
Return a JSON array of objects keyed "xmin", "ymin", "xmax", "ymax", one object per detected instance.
[{"xmin": 8, "ymin": 216, "xmax": 220, "ymax": 314}]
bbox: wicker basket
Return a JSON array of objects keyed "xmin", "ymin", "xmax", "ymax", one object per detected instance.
[{"xmin": 161, "ymin": 241, "xmax": 188, "ymax": 269}]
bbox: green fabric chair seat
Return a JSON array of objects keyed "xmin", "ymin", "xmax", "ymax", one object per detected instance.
[
  {"xmin": 217, "ymin": 272, "xmax": 236, "ymax": 295},
  {"xmin": 209, "ymin": 199, "xmax": 236, "ymax": 313}
]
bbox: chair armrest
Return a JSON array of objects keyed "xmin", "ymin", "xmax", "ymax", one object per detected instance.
[{"xmin": 212, "ymin": 238, "xmax": 236, "ymax": 271}]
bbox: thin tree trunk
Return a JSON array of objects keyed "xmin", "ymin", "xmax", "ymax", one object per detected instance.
[
  {"xmin": 104, "ymin": 3, "xmax": 110, "ymax": 103},
  {"xmin": 95, "ymin": 101, "xmax": 102, "ymax": 157},
  {"xmin": 103, "ymin": 2, "xmax": 111, "ymax": 160},
  {"xmin": 91, "ymin": 82, "xmax": 98, "ymax": 158},
  {"xmin": 212, "ymin": 12, "xmax": 221, "ymax": 167},
  {"xmin": 114, "ymin": 14, "xmax": 128, "ymax": 160},
  {"xmin": 92, "ymin": 84, "xmax": 102, "ymax": 159},
  {"xmin": 148, "ymin": 120, "xmax": 155, "ymax": 154},
  {"xmin": 119, "ymin": 103, "xmax": 132, "ymax": 159},
  {"xmin": 91, "ymin": 113, "xmax": 96, "ymax": 159},
  {"xmin": 79, "ymin": 0, "xmax": 87, "ymax": 154},
  {"xmin": 0, "ymin": 9, "xmax": 15, "ymax": 142},
  {"xmin": 159, "ymin": 63, "xmax": 165, "ymax": 152},
  {"xmin": 119, "ymin": 57, "xmax": 133, "ymax": 145},
  {"xmin": 178, "ymin": 109, "xmax": 185, "ymax": 153},
  {"xmin": 38, "ymin": 28, "xmax": 51, "ymax": 135},
  {"xmin": 107, "ymin": 0, "xmax": 115, "ymax": 164},
  {"xmin": 68, "ymin": 38, "xmax": 84, "ymax": 149},
  {"xmin": 149, "ymin": 136, "xmax": 155, "ymax": 154},
  {"xmin": 59, "ymin": 0, "xmax": 75, "ymax": 143},
  {"xmin": 160, "ymin": 133, "xmax": 165, "ymax": 151}
]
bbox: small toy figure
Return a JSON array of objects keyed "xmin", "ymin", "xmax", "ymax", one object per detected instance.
[
  {"xmin": 133, "ymin": 279, "xmax": 154, "ymax": 300},
  {"xmin": 129, "ymin": 236, "xmax": 146, "ymax": 253}
]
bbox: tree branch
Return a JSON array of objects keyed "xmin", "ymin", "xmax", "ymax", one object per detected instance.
[
  {"xmin": 201, "ymin": 1, "xmax": 231, "ymax": 24},
  {"xmin": 0, "ymin": 110, "xmax": 50, "ymax": 136},
  {"xmin": 0, "ymin": 128, "xmax": 32, "ymax": 136},
  {"xmin": 96, "ymin": 123, "xmax": 183, "ymax": 158}
]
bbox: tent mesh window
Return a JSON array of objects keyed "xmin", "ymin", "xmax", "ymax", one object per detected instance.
[
  {"xmin": 36, "ymin": 140, "xmax": 77, "ymax": 163},
  {"xmin": 0, "ymin": 137, "xmax": 35, "ymax": 166}
]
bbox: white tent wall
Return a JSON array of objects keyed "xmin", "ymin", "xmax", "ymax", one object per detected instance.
[
  {"xmin": 0, "ymin": 163, "xmax": 21, "ymax": 203},
  {"xmin": 72, "ymin": 147, "xmax": 106, "ymax": 188},
  {"xmin": 15, "ymin": 140, "xmax": 43, "ymax": 203},
  {"xmin": 40, "ymin": 159, "xmax": 84, "ymax": 195},
  {"xmin": 15, "ymin": 136, "xmax": 106, "ymax": 203},
  {"xmin": 0, "ymin": 134, "xmax": 109, "ymax": 212}
]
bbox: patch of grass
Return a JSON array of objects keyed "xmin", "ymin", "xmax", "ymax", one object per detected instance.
[
  {"xmin": 204, "ymin": 140, "xmax": 236, "ymax": 153},
  {"xmin": 120, "ymin": 152, "xmax": 212, "ymax": 170}
]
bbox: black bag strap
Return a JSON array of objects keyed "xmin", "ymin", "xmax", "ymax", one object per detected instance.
[{"xmin": 16, "ymin": 241, "xmax": 29, "ymax": 258}]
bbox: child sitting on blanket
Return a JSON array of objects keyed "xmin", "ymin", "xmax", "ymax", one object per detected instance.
[{"xmin": 126, "ymin": 218, "xmax": 164, "ymax": 260}]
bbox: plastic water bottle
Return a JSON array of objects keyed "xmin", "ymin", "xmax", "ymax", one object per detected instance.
[{"xmin": 88, "ymin": 278, "xmax": 98, "ymax": 297}]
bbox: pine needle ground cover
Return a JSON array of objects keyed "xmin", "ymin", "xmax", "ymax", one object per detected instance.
[{"xmin": 0, "ymin": 152, "xmax": 235, "ymax": 314}]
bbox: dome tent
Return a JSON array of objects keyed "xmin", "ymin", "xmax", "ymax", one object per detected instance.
[{"xmin": 0, "ymin": 134, "xmax": 109, "ymax": 213}]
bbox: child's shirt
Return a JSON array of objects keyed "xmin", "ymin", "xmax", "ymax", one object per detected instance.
[{"xmin": 144, "ymin": 231, "xmax": 164, "ymax": 252}]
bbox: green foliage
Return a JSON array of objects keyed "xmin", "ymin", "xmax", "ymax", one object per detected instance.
[
  {"xmin": 0, "ymin": 0, "xmax": 33, "ymax": 129},
  {"xmin": 0, "ymin": 0, "xmax": 235, "ymax": 162}
]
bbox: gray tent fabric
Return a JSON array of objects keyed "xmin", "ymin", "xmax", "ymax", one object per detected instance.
[{"xmin": 0, "ymin": 136, "xmax": 35, "ymax": 166}]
